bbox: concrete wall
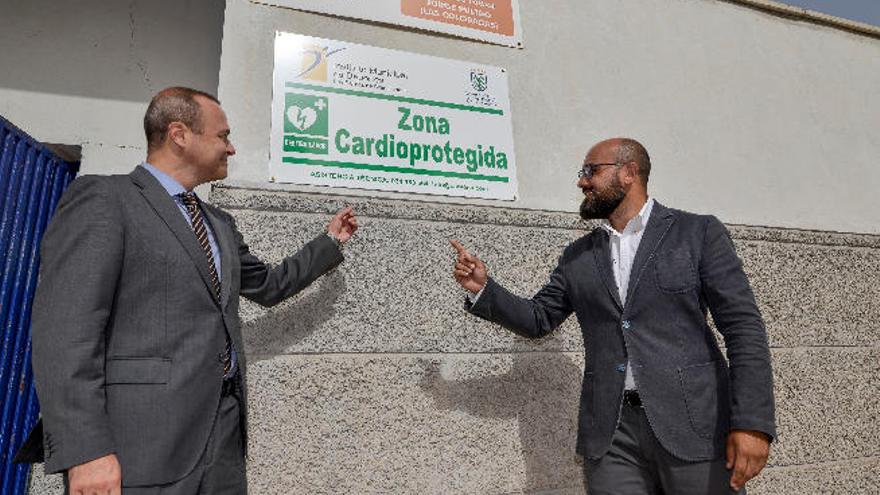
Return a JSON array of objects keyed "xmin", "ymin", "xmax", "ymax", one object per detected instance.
[
  {"xmin": 218, "ymin": 0, "xmax": 880, "ymax": 235},
  {"xmin": 0, "ymin": 0, "xmax": 224, "ymax": 175},
  {"xmin": 233, "ymin": 188, "xmax": 880, "ymax": 494}
]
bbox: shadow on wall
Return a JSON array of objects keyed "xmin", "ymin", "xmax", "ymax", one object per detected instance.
[
  {"xmin": 242, "ymin": 270, "xmax": 345, "ymax": 362},
  {"xmin": 419, "ymin": 353, "xmax": 585, "ymax": 493},
  {"xmin": 0, "ymin": 0, "xmax": 224, "ymax": 100}
]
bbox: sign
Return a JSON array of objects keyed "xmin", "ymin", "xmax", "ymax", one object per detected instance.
[
  {"xmin": 253, "ymin": 0, "xmax": 522, "ymax": 48},
  {"xmin": 270, "ymin": 32, "xmax": 518, "ymax": 200}
]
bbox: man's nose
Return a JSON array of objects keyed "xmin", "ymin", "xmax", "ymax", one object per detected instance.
[
  {"xmin": 227, "ymin": 143, "xmax": 236, "ymax": 156},
  {"xmin": 577, "ymin": 175, "xmax": 590, "ymax": 188}
]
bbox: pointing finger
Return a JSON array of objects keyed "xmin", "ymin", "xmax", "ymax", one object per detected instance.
[{"xmin": 449, "ymin": 239, "xmax": 468, "ymax": 256}]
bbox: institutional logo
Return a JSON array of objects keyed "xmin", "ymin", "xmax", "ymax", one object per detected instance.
[
  {"xmin": 297, "ymin": 44, "xmax": 345, "ymax": 82},
  {"xmin": 470, "ymin": 69, "xmax": 488, "ymax": 92},
  {"xmin": 283, "ymin": 93, "xmax": 329, "ymax": 155}
]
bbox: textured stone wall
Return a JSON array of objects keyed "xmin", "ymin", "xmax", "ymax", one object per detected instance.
[{"xmin": 29, "ymin": 186, "xmax": 880, "ymax": 493}]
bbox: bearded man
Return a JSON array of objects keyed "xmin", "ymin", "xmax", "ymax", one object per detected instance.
[{"xmin": 450, "ymin": 138, "xmax": 775, "ymax": 494}]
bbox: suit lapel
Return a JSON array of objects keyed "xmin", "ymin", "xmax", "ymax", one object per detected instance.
[
  {"xmin": 624, "ymin": 202, "xmax": 676, "ymax": 308},
  {"xmin": 592, "ymin": 228, "xmax": 623, "ymax": 311},
  {"xmin": 129, "ymin": 167, "xmax": 220, "ymax": 307},
  {"xmin": 202, "ymin": 205, "xmax": 234, "ymax": 309}
]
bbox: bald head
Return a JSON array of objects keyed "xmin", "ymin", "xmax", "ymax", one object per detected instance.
[
  {"xmin": 144, "ymin": 87, "xmax": 221, "ymax": 151},
  {"xmin": 590, "ymin": 138, "xmax": 651, "ymax": 187}
]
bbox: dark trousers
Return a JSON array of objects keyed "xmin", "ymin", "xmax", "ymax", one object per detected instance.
[
  {"xmin": 583, "ymin": 396, "xmax": 744, "ymax": 495},
  {"xmin": 65, "ymin": 385, "xmax": 247, "ymax": 495}
]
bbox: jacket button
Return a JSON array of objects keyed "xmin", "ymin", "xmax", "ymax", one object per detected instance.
[
  {"xmin": 616, "ymin": 364, "xmax": 626, "ymax": 373},
  {"xmin": 622, "ymin": 320, "xmax": 632, "ymax": 330}
]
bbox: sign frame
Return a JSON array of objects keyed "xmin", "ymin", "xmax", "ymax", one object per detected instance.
[{"xmin": 270, "ymin": 31, "xmax": 519, "ymax": 201}]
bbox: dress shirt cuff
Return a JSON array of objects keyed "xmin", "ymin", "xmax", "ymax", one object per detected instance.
[{"xmin": 467, "ymin": 283, "xmax": 487, "ymax": 305}]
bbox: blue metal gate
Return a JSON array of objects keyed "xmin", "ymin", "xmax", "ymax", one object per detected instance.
[{"xmin": 0, "ymin": 115, "xmax": 79, "ymax": 495}]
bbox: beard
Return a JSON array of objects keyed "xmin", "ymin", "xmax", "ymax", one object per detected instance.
[{"xmin": 579, "ymin": 175, "xmax": 626, "ymax": 220}]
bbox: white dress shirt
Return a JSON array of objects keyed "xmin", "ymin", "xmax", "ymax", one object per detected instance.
[{"xmin": 600, "ymin": 198, "xmax": 655, "ymax": 390}]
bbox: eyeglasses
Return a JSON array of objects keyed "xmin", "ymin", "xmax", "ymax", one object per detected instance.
[{"xmin": 577, "ymin": 162, "xmax": 620, "ymax": 180}]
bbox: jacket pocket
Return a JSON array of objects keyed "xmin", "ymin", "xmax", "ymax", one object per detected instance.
[
  {"xmin": 678, "ymin": 360, "xmax": 726, "ymax": 439},
  {"xmin": 654, "ymin": 248, "xmax": 696, "ymax": 293},
  {"xmin": 105, "ymin": 357, "xmax": 171, "ymax": 384}
]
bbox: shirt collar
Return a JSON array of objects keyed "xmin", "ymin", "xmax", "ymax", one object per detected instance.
[
  {"xmin": 600, "ymin": 197, "xmax": 655, "ymax": 236},
  {"xmin": 140, "ymin": 162, "xmax": 188, "ymax": 197}
]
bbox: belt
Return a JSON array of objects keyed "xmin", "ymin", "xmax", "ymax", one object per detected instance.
[
  {"xmin": 220, "ymin": 375, "xmax": 239, "ymax": 397},
  {"xmin": 622, "ymin": 390, "xmax": 642, "ymax": 408}
]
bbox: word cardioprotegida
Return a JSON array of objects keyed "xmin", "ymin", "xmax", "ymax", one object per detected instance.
[{"xmin": 335, "ymin": 106, "xmax": 509, "ymax": 173}]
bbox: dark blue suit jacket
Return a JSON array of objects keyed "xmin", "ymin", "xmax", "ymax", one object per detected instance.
[{"xmin": 467, "ymin": 202, "xmax": 776, "ymax": 461}]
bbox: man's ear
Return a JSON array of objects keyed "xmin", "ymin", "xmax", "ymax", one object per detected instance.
[
  {"xmin": 167, "ymin": 122, "xmax": 189, "ymax": 149},
  {"xmin": 621, "ymin": 161, "xmax": 638, "ymax": 186}
]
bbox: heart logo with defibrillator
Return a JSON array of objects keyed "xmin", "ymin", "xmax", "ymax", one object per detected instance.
[
  {"xmin": 283, "ymin": 93, "xmax": 328, "ymax": 137},
  {"xmin": 287, "ymin": 106, "xmax": 318, "ymax": 132}
]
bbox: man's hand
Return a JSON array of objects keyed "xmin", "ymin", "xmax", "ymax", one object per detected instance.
[
  {"xmin": 327, "ymin": 206, "xmax": 358, "ymax": 243},
  {"xmin": 726, "ymin": 429, "xmax": 770, "ymax": 491},
  {"xmin": 450, "ymin": 240, "xmax": 488, "ymax": 294},
  {"xmin": 68, "ymin": 453, "xmax": 121, "ymax": 495}
]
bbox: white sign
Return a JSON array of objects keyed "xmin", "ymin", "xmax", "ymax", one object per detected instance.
[
  {"xmin": 270, "ymin": 32, "xmax": 518, "ymax": 201},
  {"xmin": 253, "ymin": 0, "xmax": 522, "ymax": 48}
]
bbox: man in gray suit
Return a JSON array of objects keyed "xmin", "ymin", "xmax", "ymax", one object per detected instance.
[
  {"xmin": 27, "ymin": 87, "xmax": 357, "ymax": 494},
  {"xmin": 450, "ymin": 138, "xmax": 774, "ymax": 494}
]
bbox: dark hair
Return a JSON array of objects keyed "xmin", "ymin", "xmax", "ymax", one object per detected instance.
[
  {"xmin": 143, "ymin": 87, "xmax": 220, "ymax": 150},
  {"xmin": 616, "ymin": 138, "xmax": 651, "ymax": 185}
]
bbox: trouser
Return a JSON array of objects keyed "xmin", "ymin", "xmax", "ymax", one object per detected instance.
[
  {"xmin": 583, "ymin": 392, "xmax": 744, "ymax": 495},
  {"xmin": 65, "ymin": 379, "xmax": 247, "ymax": 495}
]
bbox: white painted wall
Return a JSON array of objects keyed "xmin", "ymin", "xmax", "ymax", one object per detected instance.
[
  {"xmin": 0, "ymin": 0, "xmax": 224, "ymax": 175},
  {"xmin": 217, "ymin": 0, "xmax": 880, "ymax": 234}
]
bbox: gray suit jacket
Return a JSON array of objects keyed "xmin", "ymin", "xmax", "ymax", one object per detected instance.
[
  {"xmin": 467, "ymin": 202, "xmax": 775, "ymax": 461},
  {"xmin": 28, "ymin": 166, "xmax": 343, "ymax": 485}
]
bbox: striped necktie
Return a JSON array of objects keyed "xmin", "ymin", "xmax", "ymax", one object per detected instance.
[
  {"xmin": 179, "ymin": 192, "xmax": 233, "ymax": 376},
  {"xmin": 179, "ymin": 192, "xmax": 221, "ymax": 300}
]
